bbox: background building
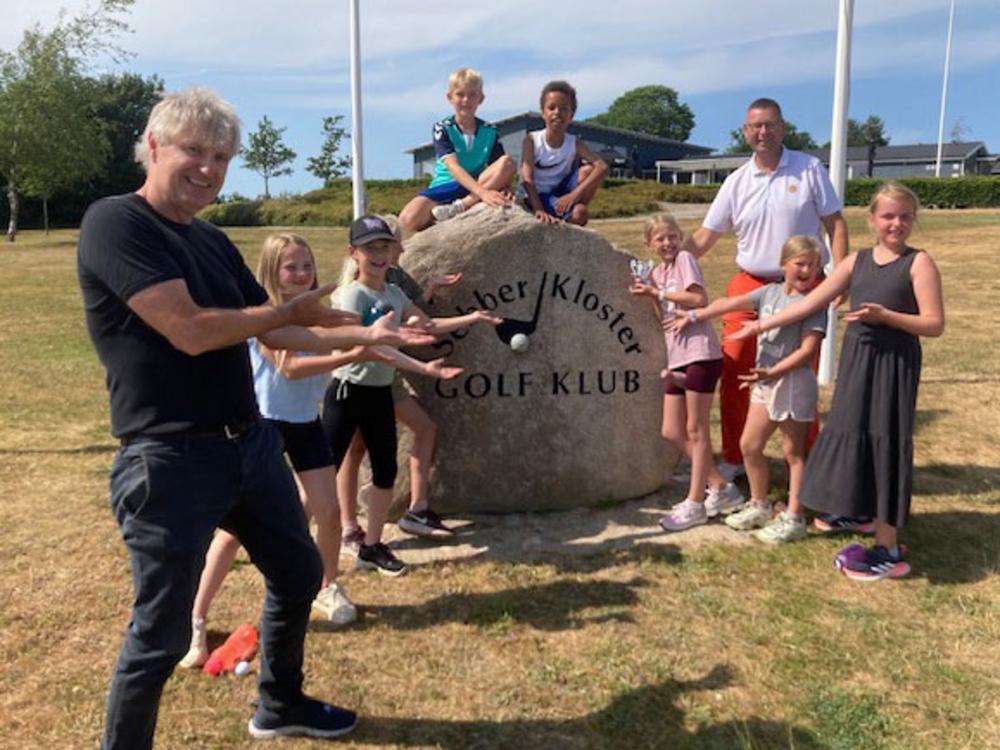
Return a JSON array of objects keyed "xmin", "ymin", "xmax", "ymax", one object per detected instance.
[{"xmin": 654, "ymin": 142, "xmax": 997, "ymax": 184}]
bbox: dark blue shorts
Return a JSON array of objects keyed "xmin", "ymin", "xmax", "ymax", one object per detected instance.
[
  {"xmin": 521, "ymin": 170, "xmax": 579, "ymax": 220},
  {"xmin": 420, "ymin": 180, "xmax": 471, "ymax": 204}
]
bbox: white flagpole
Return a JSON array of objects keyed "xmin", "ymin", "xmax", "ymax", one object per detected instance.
[
  {"xmin": 935, "ymin": 0, "xmax": 957, "ymax": 178},
  {"xmin": 820, "ymin": 0, "xmax": 854, "ymax": 385},
  {"xmin": 349, "ymin": 0, "xmax": 366, "ymax": 217}
]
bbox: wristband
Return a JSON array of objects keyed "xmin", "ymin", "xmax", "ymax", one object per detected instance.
[
  {"xmin": 687, "ymin": 309, "xmax": 698, "ymax": 323},
  {"xmin": 657, "ymin": 289, "xmax": 665, "ymax": 302}
]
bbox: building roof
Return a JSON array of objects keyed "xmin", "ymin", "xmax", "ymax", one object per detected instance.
[
  {"xmin": 656, "ymin": 141, "xmax": 989, "ymax": 168},
  {"xmin": 807, "ymin": 141, "xmax": 987, "ymax": 162},
  {"xmin": 405, "ymin": 111, "xmax": 713, "ymax": 154}
]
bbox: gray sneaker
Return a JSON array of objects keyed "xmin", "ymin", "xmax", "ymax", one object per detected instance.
[
  {"xmin": 754, "ymin": 512, "xmax": 808, "ymax": 544},
  {"xmin": 659, "ymin": 499, "xmax": 708, "ymax": 532},
  {"xmin": 725, "ymin": 502, "xmax": 772, "ymax": 531},
  {"xmin": 431, "ymin": 199, "xmax": 465, "ymax": 223},
  {"xmin": 704, "ymin": 482, "xmax": 745, "ymax": 517},
  {"xmin": 312, "ymin": 582, "xmax": 358, "ymax": 626}
]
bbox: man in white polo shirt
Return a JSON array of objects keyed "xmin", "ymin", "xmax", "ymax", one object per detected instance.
[{"xmin": 683, "ymin": 98, "xmax": 847, "ymax": 478}]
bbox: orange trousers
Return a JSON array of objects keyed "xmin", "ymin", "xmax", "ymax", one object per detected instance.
[{"xmin": 720, "ymin": 272, "xmax": 819, "ymax": 464}]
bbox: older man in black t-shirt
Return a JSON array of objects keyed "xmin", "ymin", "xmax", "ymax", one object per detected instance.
[{"xmin": 78, "ymin": 88, "xmax": 429, "ymax": 749}]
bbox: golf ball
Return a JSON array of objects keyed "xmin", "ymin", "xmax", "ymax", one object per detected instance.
[
  {"xmin": 510, "ymin": 333, "xmax": 529, "ymax": 353},
  {"xmin": 234, "ymin": 660, "xmax": 251, "ymax": 677}
]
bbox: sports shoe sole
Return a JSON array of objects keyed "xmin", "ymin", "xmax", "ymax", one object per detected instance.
[
  {"xmin": 752, "ymin": 526, "xmax": 807, "ymax": 545},
  {"xmin": 355, "ymin": 558, "xmax": 408, "ymax": 578},
  {"xmin": 841, "ymin": 561, "xmax": 911, "ymax": 581},
  {"xmin": 248, "ymin": 715, "xmax": 358, "ymax": 740},
  {"xmin": 397, "ymin": 518, "xmax": 453, "ymax": 538}
]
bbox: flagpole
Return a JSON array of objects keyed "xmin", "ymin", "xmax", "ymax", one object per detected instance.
[
  {"xmin": 819, "ymin": 0, "xmax": 853, "ymax": 385},
  {"xmin": 934, "ymin": 0, "xmax": 956, "ymax": 178},
  {"xmin": 349, "ymin": 0, "xmax": 366, "ymax": 217}
]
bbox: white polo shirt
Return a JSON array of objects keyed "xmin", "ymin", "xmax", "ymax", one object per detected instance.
[{"xmin": 703, "ymin": 148, "xmax": 841, "ymax": 278}]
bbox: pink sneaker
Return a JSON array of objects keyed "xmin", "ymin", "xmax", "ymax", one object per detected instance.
[{"xmin": 659, "ymin": 499, "xmax": 708, "ymax": 532}]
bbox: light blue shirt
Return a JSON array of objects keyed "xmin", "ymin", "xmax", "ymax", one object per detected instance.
[{"xmin": 249, "ymin": 339, "xmax": 329, "ymax": 423}]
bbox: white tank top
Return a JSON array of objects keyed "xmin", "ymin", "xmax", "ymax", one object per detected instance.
[{"xmin": 522, "ymin": 129, "xmax": 576, "ymax": 195}]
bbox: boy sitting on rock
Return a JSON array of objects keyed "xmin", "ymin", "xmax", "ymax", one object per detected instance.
[
  {"xmin": 517, "ymin": 80, "xmax": 608, "ymax": 226},
  {"xmin": 400, "ymin": 67, "xmax": 515, "ymax": 232}
]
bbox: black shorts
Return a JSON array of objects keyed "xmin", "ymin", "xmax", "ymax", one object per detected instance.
[
  {"xmin": 664, "ymin": 358, "xmax": 724, "ymax": 395},
  {"xmin": 267, "ymin": 417, "xmax": 335, "ymax": 473},
  {"xmin": 321, "ymin": 380, "xmax": 397, "ymax": 489}
]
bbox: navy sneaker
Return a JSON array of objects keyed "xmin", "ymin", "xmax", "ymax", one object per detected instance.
[
  {"xmin": 248, "ymin": 697, "xmax": 357, "ymax": 739},
  {"xmin": 357, "ymin": 542, "xmax": 408, "ymax": 577},
  {"xmin": 813, "ymin": 514, "xmax": 876, "ymax": 534},
  {"xmin": 398, "ymin": 508, "xmax": 453, "ymax": 537},
  {"xmin": 842, "ymin": 545, "xmax": 911, "ymax": 582}
]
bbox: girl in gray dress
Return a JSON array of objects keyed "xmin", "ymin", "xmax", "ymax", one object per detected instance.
[{"xmin": 730, "ymin": 183, "xmax": 944, "ymax": 580}]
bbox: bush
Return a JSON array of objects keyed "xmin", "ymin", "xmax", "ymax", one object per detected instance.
[
  {"xmin": 199, "ymin": 200, "xmax": 263, "ymax": 226},
  {"xmin": 197, "ymin": 175, "xmax": 1000, "ymax": 227},
  {"xmin": 845, "ymin": 176, "xmax": 1000, "ymax": 208}
]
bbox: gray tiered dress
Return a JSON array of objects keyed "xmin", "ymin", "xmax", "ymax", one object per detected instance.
[{"xmin": 801, "ymin": 247, "xmax": 922, "ymax": 528}]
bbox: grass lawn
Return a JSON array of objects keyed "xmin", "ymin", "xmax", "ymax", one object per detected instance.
[{"xmin": 0, "ymin": 208, "xmax": 997, "ymax": 749}]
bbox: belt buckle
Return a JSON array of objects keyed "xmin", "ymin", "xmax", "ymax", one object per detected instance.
[{"xmin": 224, "ymin": 419, "xmax": 253, "ymax": 440}]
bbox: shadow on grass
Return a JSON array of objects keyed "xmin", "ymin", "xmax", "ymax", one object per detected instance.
[
  {"xmin": 352, "ymin": 664, "xmax": 824, "ymax": 749},
  {"xmin": 908, "ymin": 510, "xmax": 1000, "ymax": 584},
  {"xmin": 364, "ymin": 577, "xmax": 651, "ymax": 632},
  {"xmin": 912, "ymin": 463, "xmax": 1000, "ymax": 495}
]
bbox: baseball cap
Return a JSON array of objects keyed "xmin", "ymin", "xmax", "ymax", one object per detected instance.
[{"xmin": 349, "ymin": 215, "xmax": 396, "ymax": 246}]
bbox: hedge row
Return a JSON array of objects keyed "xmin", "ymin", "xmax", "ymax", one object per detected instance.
[
  {"xmin": 199, "ymin": 176, "xmax": 1000, "ymax": 227},
  {"xmin": 843, "ymin": 177, "xmax": 1000, "ymax": 208}
]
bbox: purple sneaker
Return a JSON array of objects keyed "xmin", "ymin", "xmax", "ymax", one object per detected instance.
[{"xmin": 842, "ymin": 545, "xmax": 911, "ymax": 582}]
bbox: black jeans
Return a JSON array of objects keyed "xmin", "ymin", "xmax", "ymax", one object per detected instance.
[{"xmin": 101, "ymin": 421, "xmax": 322, "ymax": 749}]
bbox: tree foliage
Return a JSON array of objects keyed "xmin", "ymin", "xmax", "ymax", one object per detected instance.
[
  {"xmin": 307, "ymin": 116, "xmax": 352, "ymax": 186},
  {"xmin": 726, "ymin": 120, "xmax": 818, "ymax": 155},
  {"xmin": 242, "ymin": 116, "xmax": 296, "ymax": 199},
  {"xmin": 0, "ymin": 0, "xmax": 134, "ymax": 240},
  {"xmin": 588, "ymin": 85, "xmax": 695, "ymax": 142}
]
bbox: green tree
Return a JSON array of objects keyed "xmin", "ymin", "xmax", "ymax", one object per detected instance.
[
  {"xmin": 822, "ymin": 116, "xmax": 890, "ymax": 177},
  {"xmin": 0, "ymin": 0, "xmax": 133, "ymax": 241},
  {"xmin": 242, "ymin": 116, "xmax": 296, "ymax": 198},
  {"xmin": 307, "ymin": 115, "xmax": 351, "ymax": 187},
  {"xmin": 588, "ymin": 85, "xmax": 695, "ymax": 141},
  {"xmin": 726, "ymin": 120, "xmax": 818, "ymax": 155}
]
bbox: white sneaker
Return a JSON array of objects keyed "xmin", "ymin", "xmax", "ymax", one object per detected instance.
[
  {"xmin": 431, "ymin": 199, "xmax": 465, "ymax": 223},
  {"xmin": 659, "ymin": 499, "xmax": 708, "ymax": 532},
  {"xmin": 179, "ymin": 617, "xmax": 208, "ymax": 669},
  {"xmin": 754, "ymin": 512, "xmax": 808, "ymax": 544},
  {"xmin": 725, "ymin": 501, "xmax": 772, "ymax": 531},
  {"xmin": 313, "ymin": 583, "xmax": 358, "ymax": 626},
  {"xmin": 704, "ymin": 482, "xmax": 745, "ymax": 517},
  {"xmin": 717, "ymin": 461, "xmax": 746, "ymax": 481}
]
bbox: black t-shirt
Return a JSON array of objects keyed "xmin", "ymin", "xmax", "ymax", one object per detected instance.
[{"xmin": 77, "ymin": 193, "xmax": 268, "ymax": 438}]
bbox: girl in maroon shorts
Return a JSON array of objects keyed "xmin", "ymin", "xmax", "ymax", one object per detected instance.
[{"xmin": 630, "ymin": 214, "xmax": 744, "ymax": 532}]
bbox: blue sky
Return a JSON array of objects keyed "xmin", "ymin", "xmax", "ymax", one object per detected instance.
[{"xmin": 6, "ymin": 1, "xmax": 1000, "ymax": 199}]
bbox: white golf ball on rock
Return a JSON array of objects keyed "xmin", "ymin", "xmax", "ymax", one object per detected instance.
[
  {"xmin": 234, "ymin": 660, "xmax": 251, "ymax": 677},
  {"xmin": 510, "ymin": 333, "xmax": 530, "ymax": 353}
]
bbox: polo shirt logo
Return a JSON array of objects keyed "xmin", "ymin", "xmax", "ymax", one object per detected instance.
[{"xmin": 788, "ymin": 184, "xmax": 798, "ymax": 193}]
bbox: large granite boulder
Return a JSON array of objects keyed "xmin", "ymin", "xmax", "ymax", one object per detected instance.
[{"xmin": 379, "ymin": 205, "xmax": 676, "ymax": 513}]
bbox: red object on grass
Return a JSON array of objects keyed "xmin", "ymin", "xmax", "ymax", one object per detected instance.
[{"xmin": 203, "ymin": 623, "xmax": 258, "ymax": 676}]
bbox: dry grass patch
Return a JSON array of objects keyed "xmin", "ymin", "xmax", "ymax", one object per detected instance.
[{"xmin": 0, "ymin": 209, "xmax": 998, "ymax": 749}]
